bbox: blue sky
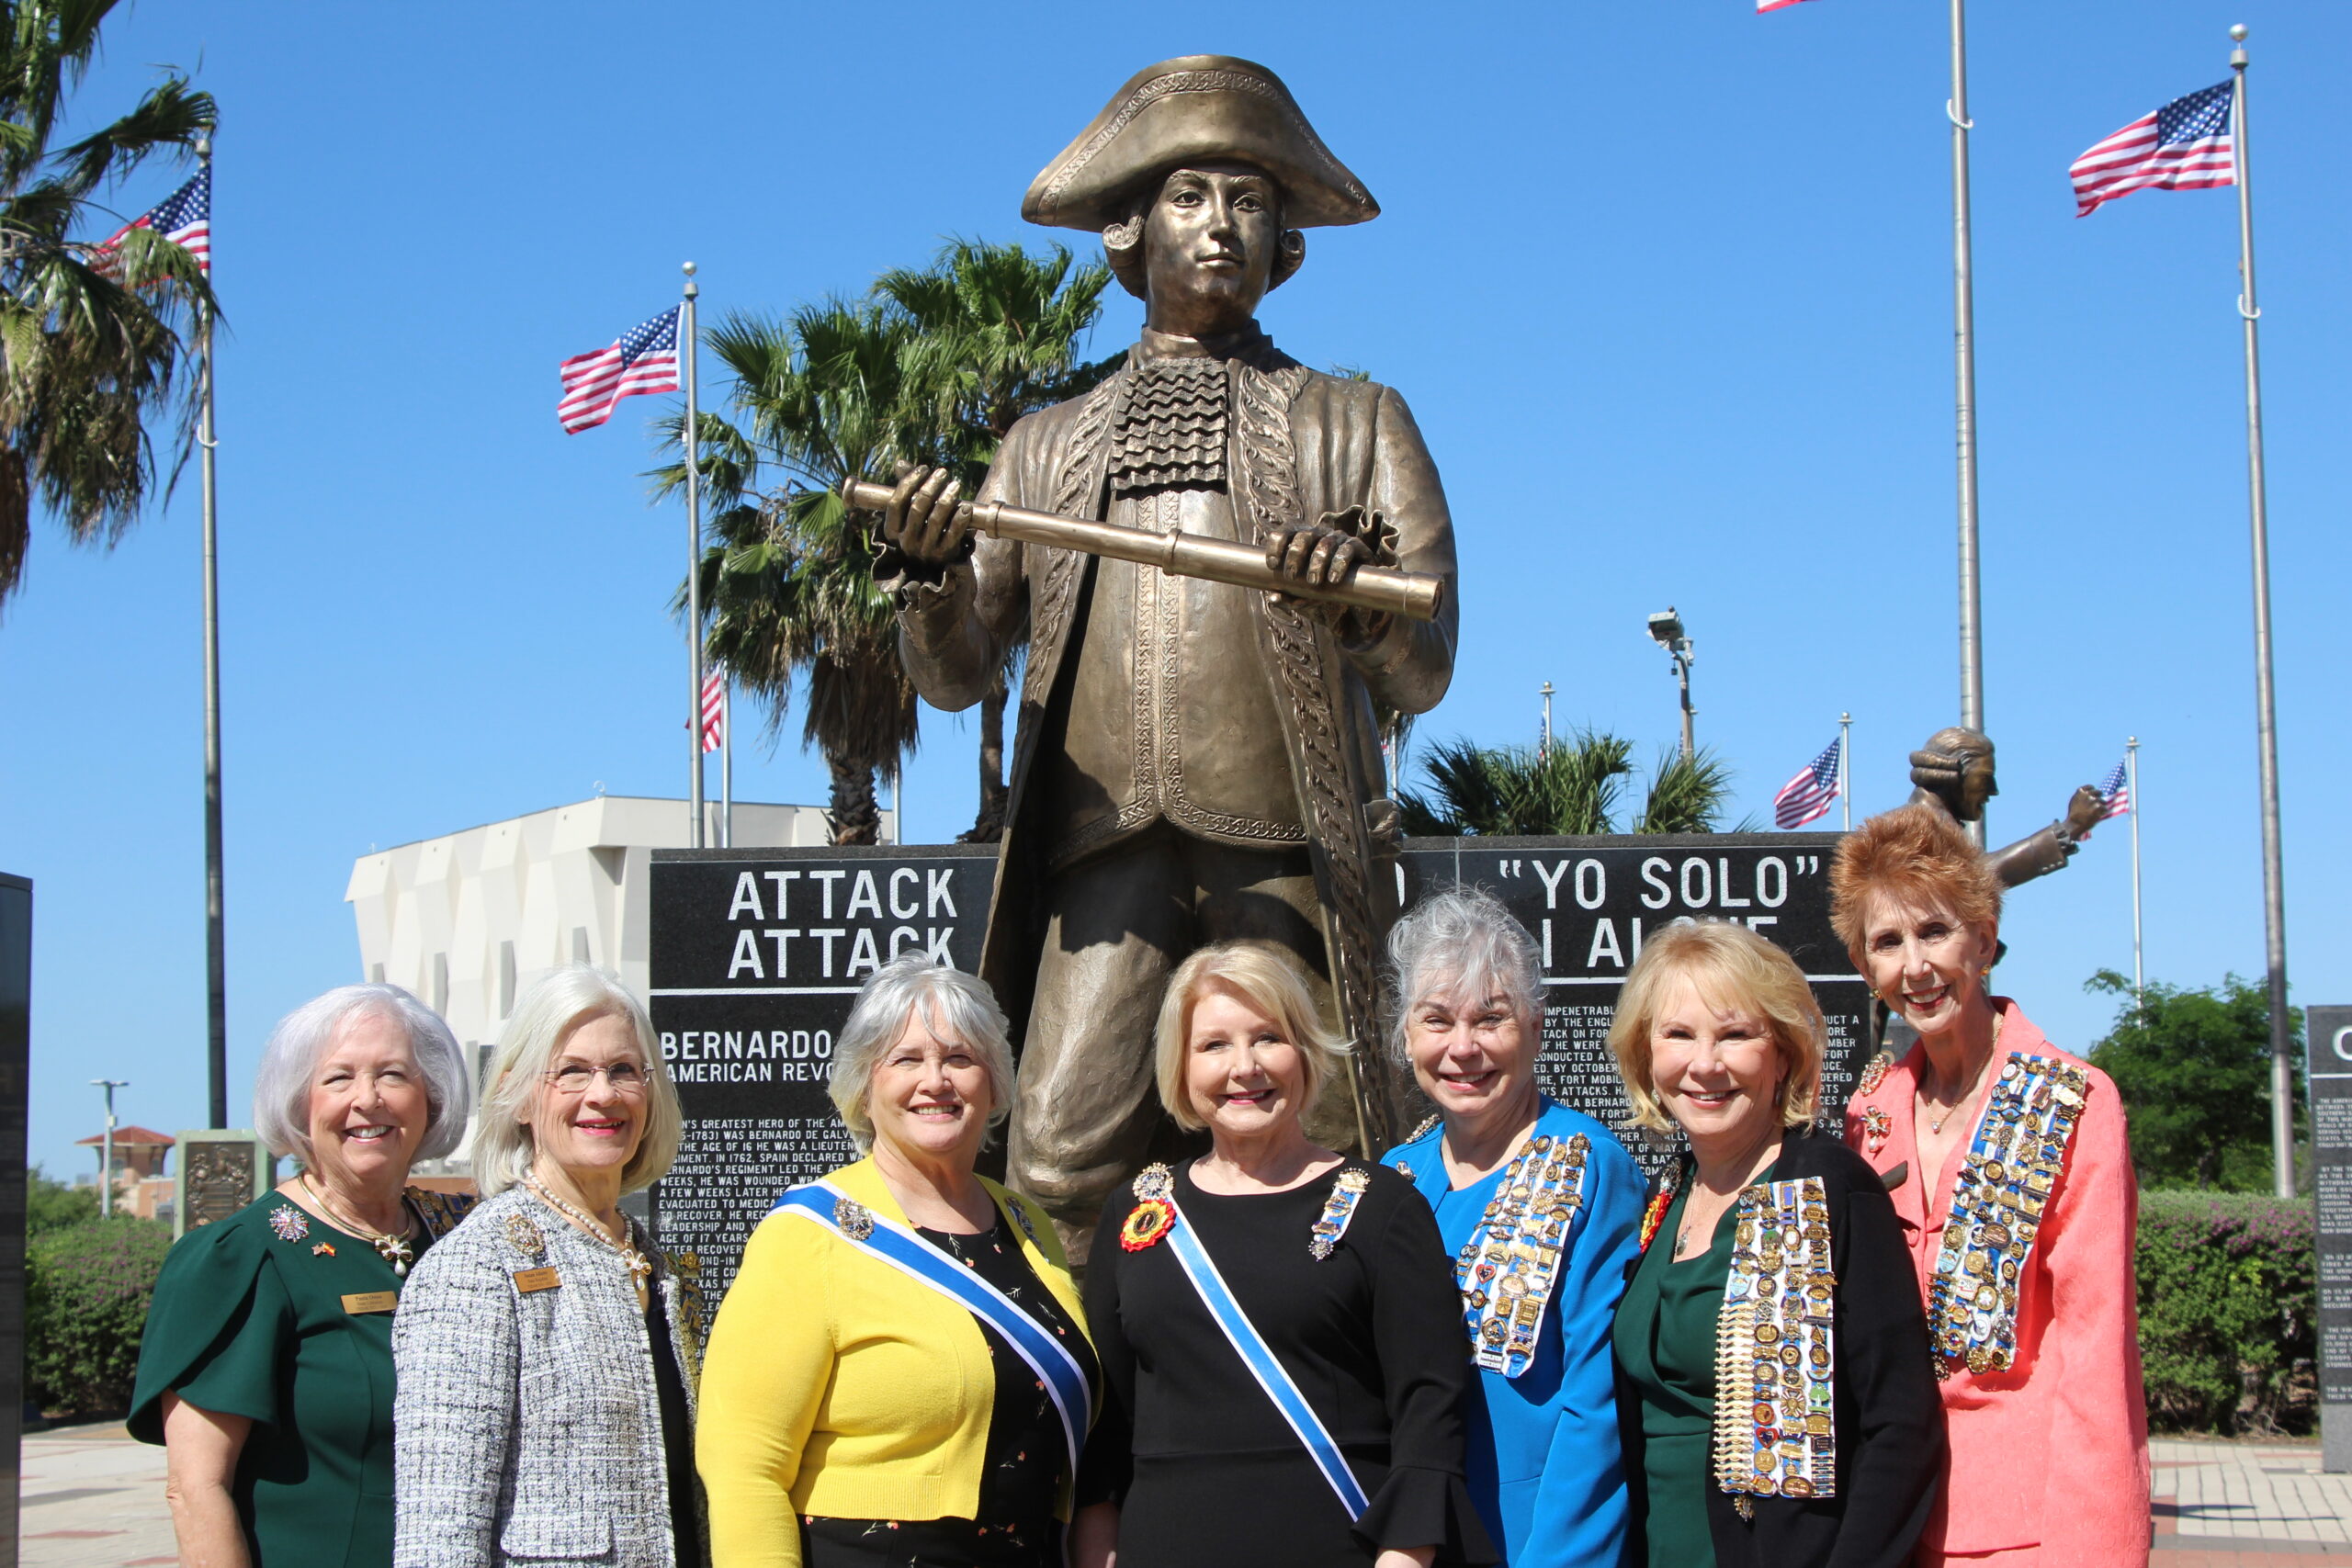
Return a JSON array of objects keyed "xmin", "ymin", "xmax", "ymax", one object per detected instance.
[{"xmin": 5, "ymin": 1, "xmax": 2345, "ymax": 1179}]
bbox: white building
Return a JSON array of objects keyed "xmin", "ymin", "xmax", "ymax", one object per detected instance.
[{"xmin": 346, "ymin": 794, "xmax": 888, "ymax": 1168}]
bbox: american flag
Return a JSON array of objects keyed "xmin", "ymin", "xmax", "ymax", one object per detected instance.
[
  {"xmin": 1772, "ymin": 736, "xmax": 1843, "ymax": 830},
  {"xmin": 700, "ymin": 668, "xmax": 725, "ymax": 753},
  {"xmin": 2070, "ymin": 81, "xmax": 2234, "ymax": 218},
  {"xmin": 2077, "ymin": 758, "xmax": 2132, "ymax": 841},
  {"xmin": 96, "ymin": 164, "xmax": 210, "ymax": 276},
  {"xmin": 558, "ymin": 306, "xmax": 681, "ymax": 434}
]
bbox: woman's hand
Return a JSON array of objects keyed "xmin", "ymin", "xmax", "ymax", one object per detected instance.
[
  {"xmin": 1068, "ymin": 1500, "xmax": 1121, "ymax": 1568},
  {"xmin": 160, "ymin": 1392, "xmax": 254, "ymax": 1568},
  {"xmin": 1374, "ymin": 1550, "xmax": 1437, "ymax": 1568}
]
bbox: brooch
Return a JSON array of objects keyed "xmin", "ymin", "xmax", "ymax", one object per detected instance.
[
  {"xmin": 311, "ymin": 1241, "xmax": 337, "ymax": 1258},
  {"xmin": 1006, "ymin": 1198, "xmax": 1042, "ymax": 1247},
  {"xmin": 1122, "ymin": 1162, "xmax": 1176, "ymax": 1252},
  {"xmin": 834, "ymin": 1197, "xmax": 875, "ymax": 1241},
  {"xmin": 267, "ymin": 1204, "xmax": 311, "ymax": 1243},
  {"xmin": 504, "ymin": 1212, "xmax": 547, "ymax": 1260},
  {"xmin": 1861, "ymin": 1105, "xmax": 1892, "ymax": 1155},
  {"xmin": 1405, "ymin": 1112, "xmax": 1440, "ymax": 1143},
  {"xmin": 1637, "ymin": 1177, "xmax": 1675, "ymax": 1255},
  {"xmin": 1394, "ymin": 1161, "xmax": 1414, "ymax": 1183},
  {"xmin": 1857, "ymin": 1050, "xmax": 1895, "ymax": 1097},
  {"xmin": 1308, "ymin": 1168, "xmax": 1372, "ymax": 1260}
]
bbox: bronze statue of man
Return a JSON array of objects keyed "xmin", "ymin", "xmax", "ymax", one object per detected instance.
[
  {"xmin": 871, "ymin": 56, "xmax": 1458, "ymax": 1256},
  {"xmin": 1906, "ymin": 726, "xmax": 2106, "ymax": 888}
]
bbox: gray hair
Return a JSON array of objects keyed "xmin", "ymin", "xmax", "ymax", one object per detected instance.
[
  {"xmin": 253, "ymin": 984, "xmax": 471, "ymax": 1168},
  {"xmin": 829, "ymin": 955, "xmax": 1016, "ymax": 1153},
  {"xmin": 471, "ymin": 966, "xmax": 682, "ymax": 1198},
  {"xmin": 1384, "ymin": 886, "xmax": 1545, "ymax": 1066}
]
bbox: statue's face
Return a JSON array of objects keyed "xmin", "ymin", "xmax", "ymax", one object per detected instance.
[{"xmin": 1142, "ymin": 164, "xmax": 1282, "ymax": 334}]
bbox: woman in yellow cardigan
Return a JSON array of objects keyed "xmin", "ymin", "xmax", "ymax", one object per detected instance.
[{"xmin": 697, "ymin": 955, "xmax": 1105, "ymax": 1568}]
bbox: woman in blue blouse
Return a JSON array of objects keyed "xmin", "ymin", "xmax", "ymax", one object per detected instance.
[{"xmin": 1380, "ymin": 888, "xmax": 1646, "ymax": 1567}]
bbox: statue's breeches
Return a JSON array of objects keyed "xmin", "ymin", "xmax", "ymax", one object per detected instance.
[{"xmin": 1007, "ymin": 825, "xmax": 1335, "ymax": 1260}]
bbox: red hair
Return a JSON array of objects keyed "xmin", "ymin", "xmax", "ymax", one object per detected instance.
[{"xmin": 1828, "ymin": 803, "xmax": 2002, "ymax": 966}]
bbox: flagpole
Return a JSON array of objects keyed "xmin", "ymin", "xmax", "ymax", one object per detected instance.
[
  {"xmin": 2228, "ymin": 27, "xmax": 2293, "ymax": 1199},
  {"xmin": 720, "ymin": 680, "xmax": 733, "ymax": 850},
  {"xmin": 2127, "ymin": 736, "xmax": 2143, "ymax": 1004},
  {"xmin": 1949, "ymin": 0, "xmax": 1986, "ymax": 848},
  {"xmin": 683, "ymin": 263, "xmax": 706, "ymax": 850},
  {"xmin": 1839, "ymin": 712, "xmax": 1852, "ymax": 830},
  {"xmin": 194, "ymin": 134, "xmax": 226, "ymax": 1129}
]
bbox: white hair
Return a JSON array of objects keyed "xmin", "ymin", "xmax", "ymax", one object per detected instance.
[
  {"xmin": 470, "ymin": 966, "xmax": 682, "ymax": 1198},
  {"xmin": 1384, "ymin": 886, "xmax": 1545, "ymax": 1066},
  {"xmin": 252, "ymin": 984, "xmax": 471, "ymax": 1168},
  {"xmin": 828, "ymin": 955, "xmax": 1015, "ymax": 1153}
]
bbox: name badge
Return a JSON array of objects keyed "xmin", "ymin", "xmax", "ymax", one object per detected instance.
[
  {"xmin": 512, "ymin": 1267, "xmax": 561, "ymax": 1294},
  {"xmin": 341, "ymin": 1291, "xmax": 400, "ymax": 1315}
]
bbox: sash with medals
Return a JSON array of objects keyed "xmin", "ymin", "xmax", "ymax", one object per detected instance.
[
  {"xmin": 1453, "ymin": 1131, "xmax": 1591, "ymax": 1379},
  {"xmin": 774, "ymin": 1181, "xmax": 1092, "ymax": 1489},
  {"xmin": 1126, "ymin": 1162, "xmax": 1372, "ymax": 1520},
  {"xmin": 1713, "ymin": 1176, "xmax": 1837, "ymax": 1514},
  {"xmin": 1928, "ymin": 1051, "xmax": 2090, "ymax": 1378}
]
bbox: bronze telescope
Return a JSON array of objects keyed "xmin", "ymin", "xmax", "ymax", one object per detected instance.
[{"xmin": 839, "ymin": 478, "xmax": 1445, "ymax": 623}]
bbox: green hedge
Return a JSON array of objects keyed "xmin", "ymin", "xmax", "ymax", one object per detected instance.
[
  {"xmin": 2136, "ymin": 1190, "xmax": 2314, "ymax": 1435},
  {"xmin": 27, "ymin": 1215, "xmax": 173, "ymax": 1416}
]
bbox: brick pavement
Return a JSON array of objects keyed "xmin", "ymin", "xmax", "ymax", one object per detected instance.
[
  {"xmin": 14, "ymin": 1425, "xmax": 2350, "ymax": 1565},
  {"xmin": 2152, "ymin": 1436, "xmax": 2352, "ymax": 1564},
  {"xmin": 19, "ymin": 1421, "xmax": 175, "ymax": 1567}
]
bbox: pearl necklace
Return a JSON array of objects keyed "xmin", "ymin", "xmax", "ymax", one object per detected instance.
[
  {"xmin": 526, "ymin": 1175, "xmax": 653, "ymax": 1306},
  {"xmin": 302, "ymin": 1173, "xmax": 417, "ymax": 1276}
]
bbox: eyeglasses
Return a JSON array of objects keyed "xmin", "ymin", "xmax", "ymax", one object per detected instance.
[{"xmin": 543, "ymin": 1062, "xmax": 649, "ymax": 1096}]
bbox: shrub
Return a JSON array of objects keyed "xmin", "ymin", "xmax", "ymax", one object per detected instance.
[
  {"xmin": 2136, "ymin": 1191, "xmax": 2314, "ymax": 1435},
  {"xmin": 26, "ymin": 1166, "xmax": 100, "ymax": 1236},
  {"xmin": 27, "ymin": 1215, "xmax": 172, "ymax": 1416}
]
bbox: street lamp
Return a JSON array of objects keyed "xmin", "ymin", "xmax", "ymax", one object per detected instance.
[
  {"xmin": 1646, "ymin": 607, "xmax": 1696, "ymax": 761},
  {"xmin": 91, "ymin": 1078, "xmax": 128, "ymax": 1219}
]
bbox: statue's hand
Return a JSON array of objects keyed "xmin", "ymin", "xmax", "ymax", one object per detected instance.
[
  {"xmin": 1264, "ymin": 521, "xmax": 1367, "ymax": 603},
  {"xmin": 878, "ymin": 464, "xmax": 968, "ymax": 569},
  {"xmin": 2063, "ymin": 784, "xmax": 2107, "ymax": 840}
]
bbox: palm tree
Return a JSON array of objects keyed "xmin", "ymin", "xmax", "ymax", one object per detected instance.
[
  {"xmin": 872, "ymin": 240, "xmax": 1118, "ymax": 841},
  {"xmin": 1632, "ymin": 747, "xmax": 1746, "ymax": 834},
  {"xmin": 1398, "ymin": 735, "xmax": 1742, "ymax": 836},
  {"xmin": 662, "ymin": 299, "xmax": 932, "ymax": 843},
  {"xmin": 0, "ymin": 0, "xmax": 215, "ymax": 604}
]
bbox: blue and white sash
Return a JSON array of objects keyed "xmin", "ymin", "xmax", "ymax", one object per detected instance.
[
  {"xmin": 774, "ymin": 1182, "xmax": 1091, "ymax": 1489},
  {"xmin": 1161, "ymin": 1191, "xmax": 1369, "ymax": 1520}
]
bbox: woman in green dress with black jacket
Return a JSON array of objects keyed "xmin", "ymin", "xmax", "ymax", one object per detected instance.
[
  {"xmin": 130, "ymin": 984, "xmax": 474, "ymax": 1568},
  {"xmin": 1607, "ymin": 921, "xmax": 1941, "ymax": 1568}
]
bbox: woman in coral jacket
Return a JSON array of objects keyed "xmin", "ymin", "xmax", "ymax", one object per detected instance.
[{"xmin": 1832, "ymin": 803, "xmax": 2149, "ymax": 1567}]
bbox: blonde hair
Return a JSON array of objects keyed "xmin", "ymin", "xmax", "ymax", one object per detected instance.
[
  {"xmin": 1829, "ymin": 802, "xmax": 2003, "ymax": 969},
  {"xmin": 1154, "ymin": 942, "xmax": 1350, "ymax": 1133},
  {"xmin": 471, "ymin": 966, "xmax": 682, "ymax": 1197},
  {"xmin": 1607, "ymin": 921, "xmax": 1825, "ymax": 1134}
]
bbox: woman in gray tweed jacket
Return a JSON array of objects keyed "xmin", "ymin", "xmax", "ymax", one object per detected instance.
[{"xmin": 392, "ymin": 966, "xmax": 708, "ymax": 1568}]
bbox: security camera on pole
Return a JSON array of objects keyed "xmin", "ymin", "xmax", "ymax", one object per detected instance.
[{"xmin": 1646, "ymin": 608, "xmax": 1695, "ymax": 761}]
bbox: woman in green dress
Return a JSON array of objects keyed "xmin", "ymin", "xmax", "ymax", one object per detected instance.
[
  {"xmin": 130, "ymin": 983, "xmax": 474, "ymax": 1568},
  {"xmin": 1606, "ymin": 921, "xmax": 1939, "ymax": 1568}
]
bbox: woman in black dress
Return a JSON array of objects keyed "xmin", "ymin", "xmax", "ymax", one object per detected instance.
[{"xmin": 1080, "ymin": 942, "xmax": 1496, "ymax": 1568}]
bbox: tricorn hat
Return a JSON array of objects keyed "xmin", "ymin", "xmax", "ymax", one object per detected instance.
[{"xmin": 1022, "ymin": 55, "xmax": 1379, "ymax": 232}]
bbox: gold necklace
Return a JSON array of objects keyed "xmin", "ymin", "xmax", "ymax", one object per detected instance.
[
  {"xmin": 526, "ymin": 1175, "xmax": 652, "ymax": 1306},
  {"xmin": 1922, "ymin": 1014, "xmax": 2006, "ymax": 1135},
  {"xmin": 301, "ymin": 1174, "xmax": 417, "ymax": 1276}
]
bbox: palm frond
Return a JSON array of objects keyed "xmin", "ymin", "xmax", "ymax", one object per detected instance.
[{"xmin": 1633, "ymin": 747, "xmax": 1737, "ymax": 835}]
